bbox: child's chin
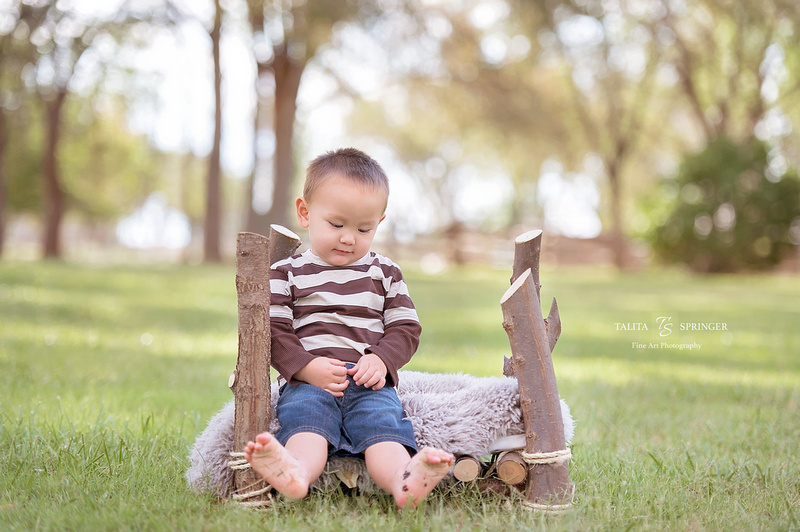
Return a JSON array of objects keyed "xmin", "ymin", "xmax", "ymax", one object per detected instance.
[{"xmin": 326, "ymin": 253, "xmax": 356, "ymax": 266}]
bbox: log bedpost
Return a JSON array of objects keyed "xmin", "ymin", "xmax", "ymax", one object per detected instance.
[
  {"xmin": 511, "ymin": 230, "xmax": 561, "ymax": 354},
  {"xmin": 268, "ymin": 224, "xmax": 302, "ymax": 264},
  {"xmin": 231, "ymin": 226, "xmax": 301, "ymax": 502},
  {"xmin": 231, "ymin": 232, "xmax": 272, "ymax": 498},
  {"xmin": 501, "ymin": 231, "xmax": 572, "ymax": 510}
]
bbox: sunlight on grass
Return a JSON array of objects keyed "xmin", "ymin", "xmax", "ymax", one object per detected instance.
[{"xmin": 2, "ymin": 261, "xmax": 799, "ymax": 530}]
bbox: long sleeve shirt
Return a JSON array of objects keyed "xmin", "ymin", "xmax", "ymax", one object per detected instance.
[{"xmin": 270, "ymin": 250, "xmax": 421, "ymax": 387}]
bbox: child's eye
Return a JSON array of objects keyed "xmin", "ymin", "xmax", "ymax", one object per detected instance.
[
  {"xmin": 358, "ymin": 228, "xmax": 372, "ymax": 234},
  {"xmin": 329, "ymin": 222, "xmax": 343, "ymax": 229}
]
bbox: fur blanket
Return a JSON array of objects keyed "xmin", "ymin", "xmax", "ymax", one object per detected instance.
[{"xmin": 186, "ymin": 370, "xmax": 574, "ymax": 496}]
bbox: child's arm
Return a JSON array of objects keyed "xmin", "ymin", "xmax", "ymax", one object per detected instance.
[{"xmin": 355, "ymin": 261, "xmax": 422, "ymax": 387}]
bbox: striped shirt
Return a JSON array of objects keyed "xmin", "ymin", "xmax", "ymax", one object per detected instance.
[{"xmin": 270, "ymin": 250, "xmax": 422, "ymax": 387}]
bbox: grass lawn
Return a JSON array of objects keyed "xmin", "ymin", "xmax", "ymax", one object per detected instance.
[{"xmin": 1, "ymin": 259, "xmax": 798, "ymax": 531}]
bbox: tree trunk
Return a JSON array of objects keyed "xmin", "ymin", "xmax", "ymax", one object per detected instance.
[
  {"xmin": 42, "ymin": 90, "xmax": 68, "ymax": 259},
  {"xmin": 231, "ymin": 232, "xmax": 272, "ymax": 499},
  {"xmin": 0, "ymin": 103, "xmax": 6, "ymax": 258},
  {"xmin": 231, "ymin": 227, "xmax": 300, "ymax": 502},
  {"xmin": 245, "ymin": 62, "xmax": 272, "ymax": 235},
  {"xmin": 607, "ymin": 162, "xmax": 628, "ymax": 270},
  {"xmin": 266, "ymin": 50, "xmax": 305, "ymax": 228},
  {"xmin": 501, "ymin": 261, "xmax": 571, "ymax": 508},
  {"xmin": 204, "ymin": 0, "xmax": 224, "ymax": 263}
]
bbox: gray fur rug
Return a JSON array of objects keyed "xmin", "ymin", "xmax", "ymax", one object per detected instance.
[{"xmin": 186, "ymin": 370, "xmax": 574, "ymax": 497}]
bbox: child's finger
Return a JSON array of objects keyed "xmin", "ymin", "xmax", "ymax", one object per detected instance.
[
  {"xmin": 370, "ymin": 376, "xmax": 386, "ymax": 391},
  {"xmin": 330, "ymin": 363, "xmax": 348, "ymax": 377},
  {"xmin": 325, "ymin": 379, "xmax": 348, "ymax": 396}
]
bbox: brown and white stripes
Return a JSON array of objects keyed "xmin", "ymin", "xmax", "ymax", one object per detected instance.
[{"xmin": 269, "ymin": 250, "xmax": 422, "ymax": 387}]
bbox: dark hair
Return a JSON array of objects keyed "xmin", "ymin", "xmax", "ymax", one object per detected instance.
[{"xmin": 304, "ymin": 148, "xmax": 389, "ymax": 205}]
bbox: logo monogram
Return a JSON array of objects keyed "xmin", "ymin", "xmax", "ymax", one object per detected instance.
[{"xmin": 656, "ymin": 316, "xmax": 673, "ymax": 337}]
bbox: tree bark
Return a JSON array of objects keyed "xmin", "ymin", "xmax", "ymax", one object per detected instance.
[
  {"xmin": 266, "ymin": 49, "xmax": 305, "ymax": 228},
  {"xmin": 244, "ymin": 60, "xmax": 272, "ymax": 235},
  {"xmin": 510, "ymin": 230, "xmax": 561, "ymax": 355},
  {"xmin": 231, "ymin": 228, "xmax": 300, "ymax": 499},
  {"xmin": 42, "ymin": 90, "xmax": 68, "ymax": 259},
  {"xmin": 268, "ymin": 224, "xmax": 301, "ymax": 264},
  {"xmin": 607, "ymin": 159, "xmax": 628, "ymax": 269},
  {"xmin": 204, "ymin": 0, "xmax": 223, "ymax": 263},
  {"xmin": 0, "ymin": 100, "xmax": 6, "ymax": 258},
  {"xmin": 501, "ymin": 268, "xmax": 571, "ymax": 506},
  {"xmin": 511, "ymin": 229, "xmax": 543, "ymax": 286},
  {"xmin": 232, "ymin": 232, "xmax": 272, "ymax": 497}
]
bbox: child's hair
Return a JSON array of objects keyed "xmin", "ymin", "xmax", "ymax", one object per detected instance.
[{"xmin": 304, "ymin": 148, "xmax": 389, "ymax": 205}]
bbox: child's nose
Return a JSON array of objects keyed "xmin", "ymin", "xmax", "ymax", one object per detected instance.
[{"xmin": 340, "ymin": 232, "xmax": 355, "ymax": 245}]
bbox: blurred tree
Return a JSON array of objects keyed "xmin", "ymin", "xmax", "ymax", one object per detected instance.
[
  {"xmin": 1, "ymin": 1, "xmax": 42, "ymax": 257},
  {"xmin": 4, "ymin": 93, "xmax": 169, "ymax": 228},
  {"xmin": 651, "ymin": 136, "xmax": 800, "ymax": 272},
  {"xmin": 60, "ymin": 99, "xmax": 162, "ymax": 222},
  {"xmin": 543, "ymin": 0, "xmax": 669, "ymax": 268},
  {"xmin": 340, "ymin": 2, "xmax": 533, "ymax": 244},
  {"xmin": 654, "ymin": 0, "xmax": 800, "ymax": 145},
  {"xmin": 242, "ymin": 0, "xmax": 318, "ymax": 231},
  {"xmin": 344, "ymin": 0, "xmax": 670, "ymax": 269},
  {"xmin": 204, "ymin": 0, "xmax": 223, "ymax": 262},
  {"xmin": 9, "ymin": 0, "xmax": 180, "ymax": 259},
  {"xmin": 242, "ymin": 0, "xmax": 405, "ymax": 232}
]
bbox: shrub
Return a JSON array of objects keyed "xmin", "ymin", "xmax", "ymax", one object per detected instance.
[{"xmin": 650, "ymin": 136, "xmax": 800, "ymax": 272}]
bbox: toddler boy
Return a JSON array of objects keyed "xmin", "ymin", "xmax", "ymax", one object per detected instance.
[{"xmin": 244, "ymin": 148, "xmax": 453, "ymax": 508}]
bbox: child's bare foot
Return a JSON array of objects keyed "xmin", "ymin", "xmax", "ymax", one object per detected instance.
[
  {"xmin": 243, "ymin": 433, "xmax": 309, "ymax": 500},
  {"xmin": 395, "ymin": 447, "xmax": 455, "ymax": 508}
]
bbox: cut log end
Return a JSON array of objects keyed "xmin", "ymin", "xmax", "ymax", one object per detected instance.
[
  {"xmin": 501, "ymin": 268, "xmax": 532, "ymax": 305},
  {"xmin": 269, "ymin": 224, "xmax": 300, "ymax": 241},
  {"xmin": 497, "ymin": 452, "xmax": 528, "ymax": 485},
  {"xmin": 514, "ymin": 229, "xmax": 543, "ymax": 245},
  {"xmin": 453, "ymin": 456, "xmax": 482, "ymax": 482}
]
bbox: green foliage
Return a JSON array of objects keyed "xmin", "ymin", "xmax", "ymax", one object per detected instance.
[
  {"xmin": 60, "ymin": 100, "xmax": 162, "ymax": 221},
  {"xmin": 4, "ymin": 102, "xmax": 44, "ymax": 214},
  {"xmin": 650, "ymin": 136, "xmax": 800, "ymax": 272},
  {"xmin": 4, "ymin": 96, "xmax": 164, "ymax": 220},
  {"xmin": 1, "ymin": 261, "xmax": 799, "ymax": 530}
]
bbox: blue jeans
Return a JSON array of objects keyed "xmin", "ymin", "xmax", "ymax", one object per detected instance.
[{"xmin": 275, "ymin": 364, "xmax": 417, "ymax": 456}]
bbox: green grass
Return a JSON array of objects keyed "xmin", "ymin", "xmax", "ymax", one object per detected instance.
[{"xmin": 1, "ymin": 260, "xmax": 799, "ymax": 530}]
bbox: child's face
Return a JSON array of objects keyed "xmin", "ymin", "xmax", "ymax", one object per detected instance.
[{"xmin": 295, "ymin": 173, "xmax": 387, "ymax": 267}]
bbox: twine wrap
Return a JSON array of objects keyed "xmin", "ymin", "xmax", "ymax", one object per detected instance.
[
  {"xmin": 228, "ymin": 452, "xmax": 272, "ymax": 508},
  {"xmin": 520, "ymin": 448, "xmax": 572, "ymax": 465}
]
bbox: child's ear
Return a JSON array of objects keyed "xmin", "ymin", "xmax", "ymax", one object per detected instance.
[{"xmin": 296, "ymin": 197, "xmax": 310, "ymax": 228}]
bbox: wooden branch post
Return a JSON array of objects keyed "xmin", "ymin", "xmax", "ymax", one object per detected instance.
[
  {"xmin": 268, "ymin": 224, "xmax": 302, "ymax": 265},
  {"xmin": 501, "ymin": 230, "xmax": 572, "ymax": 509},
  {"xmin": 230, "ymin": 227, "xmax": 301, "ymax": 501},
  {"xmin": 511, "ymin": 230, "xmax": 561, "ymax": 354}
]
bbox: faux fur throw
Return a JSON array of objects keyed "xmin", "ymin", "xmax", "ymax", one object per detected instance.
[{"xmin": 186, "ymin": 370, "xmax": 574, "ymax": 496}]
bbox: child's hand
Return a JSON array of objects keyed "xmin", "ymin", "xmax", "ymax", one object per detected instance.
[
  {"xmin": 295, "ymin": 357, "xmax": 349, "ymax": 397},
  {"xmin": 348, "ymin": 353, "xmax": 387, "ymax": 390}
]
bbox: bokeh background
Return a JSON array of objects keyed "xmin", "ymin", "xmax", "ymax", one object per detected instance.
[{"xmin": 1, "ymin": 0, "xmax": 799, "ymax": 271}]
